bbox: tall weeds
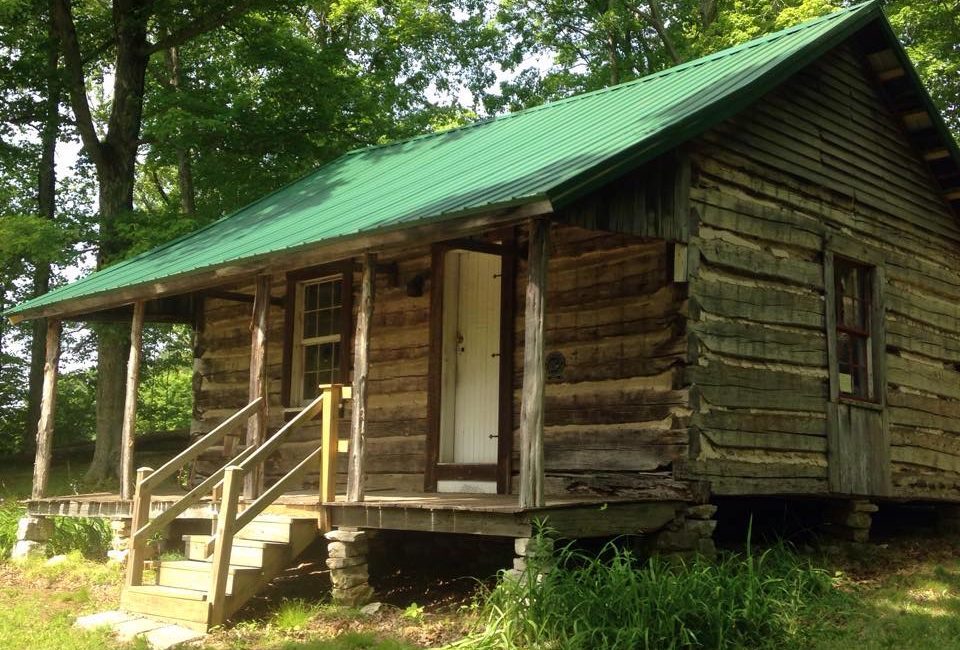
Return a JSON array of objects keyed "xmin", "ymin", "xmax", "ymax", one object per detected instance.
[
  {"xmin": 455, "ymin": 538, "xmax": 844, "ymax": 650},
  {"xmin": 0, "ymin": 501, "xmax": 109, "ymax": 559}
]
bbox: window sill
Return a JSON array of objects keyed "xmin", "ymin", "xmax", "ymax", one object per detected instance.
[{"xmin": 837, "ymin": 396, "xmax": 884, "ymax": 411}]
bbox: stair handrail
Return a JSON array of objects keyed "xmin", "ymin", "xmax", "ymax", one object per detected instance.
[
  {"xmin": 206, "ymin": 384, "xmax": 351, "ymax": 626},
  {"xmin": 125, "ymin": 397, "xmax": 265, "ymax": 587}
]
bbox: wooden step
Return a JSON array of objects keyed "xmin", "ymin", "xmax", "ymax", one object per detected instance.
[
  {"xmin": 182, "ymin": 534, "xmax": 289, "ymax": 568},
  {"xmin": 120, "ymin": 585, "xmax": 211, "ymax": 632},
  {"xmin": 236, "ymin": 515, "xmax": 317, "ymax": 547},
  {"xmin": 157, "ymin": 560, "xmax": 261, "ymax": 596}
]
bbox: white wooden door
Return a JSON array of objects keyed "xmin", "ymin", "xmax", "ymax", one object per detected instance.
[{"xmin": 438, "ymin": 249, "xmax": 501, "ymax": 492}]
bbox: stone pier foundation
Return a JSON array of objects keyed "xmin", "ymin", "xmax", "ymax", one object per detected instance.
[
  {"xmin": 507, "ymin": 535, "xmax": 555, "ymax": 581},
  {"xmin": 325, "ymin": 528, "xmax": 374, "ymax": 606},
  {"xmin": 107, "ymin": 517, "xmax": 132, "ymax": 563},
  {"xmin": 11, "ymin": 516, "xmax": 54, "ymax": 560},
  {"xmin": 826, "ymin": 499, "xmax": 876, "ymax": 543},
  {"xmin": 643, "ymin": 504, "xmax": 718, "ymax": 560}
]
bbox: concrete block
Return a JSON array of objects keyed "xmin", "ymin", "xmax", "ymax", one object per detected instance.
[
  {"xmin": 515, "ymin": 536, "xmax": 553, "ymax": 558},
  {"xmin": 325, "ymin": 529, "xmax": 368, "ymax": 543},
  {"xmin": 10, "ymin": 540, "xmax": 45, "ymax": 561},
  {"xmin": 16, "ymin": 516, "xmax": 53, "ymax": 542}
]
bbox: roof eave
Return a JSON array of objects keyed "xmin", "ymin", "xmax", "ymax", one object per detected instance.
[{"xmin": 6, "ymin": 197, "xmax": 554, "ymax": 324}]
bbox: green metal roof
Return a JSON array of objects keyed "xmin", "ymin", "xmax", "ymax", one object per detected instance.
[{"xmin": 7, "ymin": 1, "xmax": 909, "ymax": 319}]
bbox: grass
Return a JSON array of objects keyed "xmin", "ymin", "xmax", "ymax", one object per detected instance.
[
  {"xmin": 273, "ymin": 599, "xmax": 321, "ymax": 631},
  {"xmin": 454, "ymin": 535, "xmax": 848, "ymax": 650}
]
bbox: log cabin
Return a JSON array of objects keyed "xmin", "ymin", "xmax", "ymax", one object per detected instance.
[{"xmin": 7, "ymin": 0, "xmax": 960, "ymax": 633}]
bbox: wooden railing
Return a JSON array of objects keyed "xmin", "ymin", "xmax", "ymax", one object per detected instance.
[
  {"xmin": 124, "ymin": 385, "xmax": 351, "ymax": 625},
  {"xmin": 125, "ymin": 397, "xmax": 264, "ymax": 587}
]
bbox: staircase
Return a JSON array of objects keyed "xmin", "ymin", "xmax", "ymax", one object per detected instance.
[
  {"xmin": 118, "ymin": 385, "xmax": 350, "ymax": 633},
  {"xmin": 121, "ymin": 515, "xmax": 320, "ymax": 632}
]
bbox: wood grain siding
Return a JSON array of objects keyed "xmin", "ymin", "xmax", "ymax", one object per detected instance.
[
  {"xmin": 191, "ymin": 226, "xmax": 689, "ymax": 499},
  {"xmin": 193, "ymin": 248, "xmax": 434, "ymax": 494},
  {"xmin": 513, "ymin": 225, "xmax": 689, "ymax": 496},
  {"xmin": 686, "ymin": 43, "xmax": 960, "ymax": 500}
]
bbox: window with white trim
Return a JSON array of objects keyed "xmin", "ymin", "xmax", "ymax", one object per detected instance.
[{"xmin": 291, "ymin": 276, "xmax": 343, "ymax": 403}]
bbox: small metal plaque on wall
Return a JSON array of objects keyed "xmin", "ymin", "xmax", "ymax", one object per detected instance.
[{"xmin": 546, "ymin": 351, "xmax": 566, "ymax": 380}]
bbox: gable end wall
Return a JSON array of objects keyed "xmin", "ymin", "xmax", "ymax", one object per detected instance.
[{"xmin": 685, "ymin": 42, "xmax": 960, "ymax": 501}]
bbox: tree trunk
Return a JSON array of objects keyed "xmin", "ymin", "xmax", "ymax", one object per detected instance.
[
  {"xmin": 164, "ymin": 44, "xmax": 196, "ymax": 216},
  {"xmin": 85, "ymin": 324, "xmax": 129, "ymax": 484},
  {"xmin": 25, "ymin": 2, "xmax": 60, "ymax": 457}
]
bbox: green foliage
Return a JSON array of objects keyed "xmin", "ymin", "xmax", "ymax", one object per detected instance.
[
  {"xmin": 887, "ymin": 0, "xmax": 960, "ymax": 138},
  {"xmin": 0, "ymin": 586, "xmax": 118, "ymax": 650},
  {"xmin": 456, "ymin": 537, "xmax": 846, "ymax": 650},
  {"xmin": 0, "ymin": 501, "xmax": 24, "ymax": 558},
  {"xmin": 47, "ymin": 517, "xmax": 110, "ymax": 559},
  {"xmin": 53, "ymin": 369, "xmax": 98, "ymax": 448},
  {"xmin": 273, "ymin": 599, "xmax": 320, "ymax": 631}
]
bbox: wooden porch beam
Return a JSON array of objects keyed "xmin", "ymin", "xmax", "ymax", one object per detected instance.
[
  {"xmin": 346, "ymin": 253, "xmax": 375, "ymax": 502},
  {"xmin": 244, "ymin": 274, "xmax": 270, "ymax": 499},
  {"xmin": 120, "ymin": 302, "xmax": 145, "ymax": 500},
  {"xmin": 8, "ymin": 200, "xmax": 553, "ymax": 324},
  {"xmin": 519, "ymin": 218, "xmax": 549, "ymax": 509},
  {"xmin": 31, "ymin": 319, "xmax": 61, "ymax": 500}
]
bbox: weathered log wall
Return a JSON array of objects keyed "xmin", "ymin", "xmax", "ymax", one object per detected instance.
[
  {"xmin": 684, "ymin": 43, "xmax": 960, "ymax": 500},
  {"xmin": 516, "ymin": 226, "xmax": 690, "ymax": 497},
  {"xmin": 192, "ymin": 226, "xmax": 690, "ymax": 497}
]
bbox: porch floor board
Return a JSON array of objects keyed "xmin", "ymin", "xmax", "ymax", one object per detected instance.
[{"xmin": 26, "ymin": 491, "xmax": 685, "ymax": 539}]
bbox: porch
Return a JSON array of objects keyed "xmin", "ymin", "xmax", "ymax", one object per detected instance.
[{"xmin": 26, "ymin": 490, "xmax": 684, "ymax": 539}]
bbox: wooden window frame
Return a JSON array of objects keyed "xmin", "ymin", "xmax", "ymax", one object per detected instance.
[
  {"xmin": 834, "ymin": 257, "xmax": 876, "ymax": 402},
  {"xmin": 824, "ymin": 245, "xmax": 886, "ymax": 408},
  {"xmin": 281, "ymin": 262, "xmax": 354, "ymax": 408}
]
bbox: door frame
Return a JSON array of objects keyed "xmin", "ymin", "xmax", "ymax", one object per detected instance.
[{"xmin": 425, "ymin": 231, "xmax": 516, "ymax": 494}]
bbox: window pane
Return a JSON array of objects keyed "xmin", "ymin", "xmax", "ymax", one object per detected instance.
[
  {"xmin": 318, "ymin": 342, "xmax": 334, "ymax": 370},
  {"xmin": 304, "ymin": 344, "xmax": 319, "ymax": 372},
  {"xmin": 316, "ymin": 308, "xmax": 334, "ymax": 338},
  {"xmin": 837, "ymin": 332, "xmax": 853, "ymax": 394},
  {"xmin": 851, "ymin": 335, "xmax": 871, "ymax": 399},
  {"xmin": 303, "ymin": 310, "xmax": 318, "ymax": 339},
  {"xmin": 315, "ymin": 281, "xmax": 333, "ymax": 309},
  {"xmin": 333, "ymin": 279, "xmax": 342, "ymax": 304},
  {"xmin": 302, "ymin": 371, "xmax": 319, "ymax": 401},
  {"xmin": 331, "ymin": 342, "xmax": 340, "ymax": 382},
  {"xmin": 304, "ymin": 283, "xmax": 319, "ymax": 311}
]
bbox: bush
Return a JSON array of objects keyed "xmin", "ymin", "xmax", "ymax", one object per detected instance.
[
  {"xmin": 0, "ymin": 500, "xmax": 109, "ymax": 560},
  {"xmin": 48, "ymin": 516, "xmax": 110, "ymax": 559},
  {"xmin": 455, "ymin": 536, "xmax": 846, "ymax": 650},
  {"xmin": 0, "ymin": 501, "xmax": 25, "ymax": 558}
]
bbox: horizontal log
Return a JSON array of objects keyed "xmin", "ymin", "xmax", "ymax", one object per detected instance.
[
  {"xmin": 692, "ymin": 277, "xmax": 823, "ymax": 329},
  {"xmin": 697, "ymin": 238, "xmax": 823, "ymax": 289},
  {"xmin": 700, "ymin": 428, "xmax": 827, "ymax": 453},
  {"xmin": 691, "ymin": 322, "xmax": 827, "ymax": 367},
  {"xmin": 689, "ymin": 361, "xmax": 827, "ymax": 412}
]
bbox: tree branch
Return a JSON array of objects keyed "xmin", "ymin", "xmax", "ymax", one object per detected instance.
[
  {"xmin": 142, "ymin": 0, "xmax": 261, "ymax": 55},
  {"xmin": 636, "ymin": 0, "xmax": 683, "ymax": 65},
  {"xmin": 52, "ymin": 0, "xmax": 105, "ymax": 169}
]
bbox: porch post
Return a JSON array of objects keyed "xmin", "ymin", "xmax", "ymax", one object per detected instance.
[
  {"xmin": 519, "ymin": 218, "xmax": 549, "ymax": 508},
  {"xmin": 347, "ymin": 253, "xmax": 375, "ymax": 502},
  {"xmin": 31, "ymin": 318, "xmax": 61, "ymax": 500},
  {"xmin": 245, "ymin": 274, "xmax": 270, "ymax": 499},
  {"xmin": 120, "ymin": 302, "xmax": 145, "ymax": 500}
]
